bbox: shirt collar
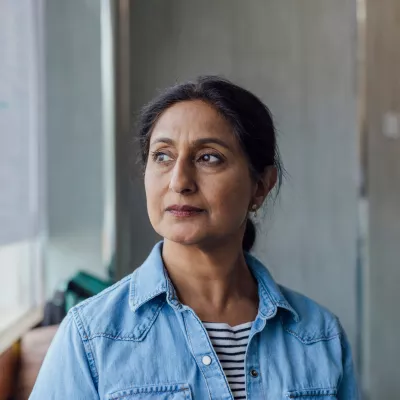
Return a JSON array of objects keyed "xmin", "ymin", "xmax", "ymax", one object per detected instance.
[
  {"xmin": 244, "ymin": 252, "xmax": 299, "ymax": 322},
  {"xmin": 129, "ymin": 241, "xmax": 299, "ymax": 322},
  {"xmin": 129, "ymin": 241, "xmax": 174, "ymax": 312}
]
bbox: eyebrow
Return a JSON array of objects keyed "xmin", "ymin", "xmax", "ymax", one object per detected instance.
[{"xmin": 150, "ymin": 137, "xmax": 231, "ymax": 150}]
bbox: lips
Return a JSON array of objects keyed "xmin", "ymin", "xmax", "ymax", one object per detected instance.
[{"xmin": 166, "ymin": 205, "xmax": 205, "ymax": 217}]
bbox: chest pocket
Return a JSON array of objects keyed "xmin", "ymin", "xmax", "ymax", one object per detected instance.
[
  {"xmin": 286, "ymin": 387, "xmax": 337, "ymax": 399},
  {"xmin": 107, "ymin": 383, "xmax": 192, "ymax": 400}
]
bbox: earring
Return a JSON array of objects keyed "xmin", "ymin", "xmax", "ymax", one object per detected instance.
[{"xmin": 251, "ymin": 204, "xmax": 258, "ymax": 218}]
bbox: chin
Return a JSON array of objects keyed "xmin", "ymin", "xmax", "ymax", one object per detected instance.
[
  {"xmin": 160, "ymin": 225, "xmax": 207, "ymax": 246},
  {"xmin": 165, "ymin": 232, "xmax": 203, "ymax": 246}
]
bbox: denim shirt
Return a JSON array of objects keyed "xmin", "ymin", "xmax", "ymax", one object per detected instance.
[{"xmin": 30, "ymin": 242, "xmax": 358, "ymax": 399}]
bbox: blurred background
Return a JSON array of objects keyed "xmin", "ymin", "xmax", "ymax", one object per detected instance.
[{"xmin": 0, "ymin": 0, "xmax": 399, "ymax": 398}]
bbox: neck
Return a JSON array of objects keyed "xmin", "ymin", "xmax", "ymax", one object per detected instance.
[{"xmin": 162, "ymin": 238, "xmax": 259, "ymax": 324}]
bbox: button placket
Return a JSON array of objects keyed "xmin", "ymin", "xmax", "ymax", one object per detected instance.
[
  {"xmin": 244, "ymin": 324, "xmax": 265, "ymax": 399},
  {"xmin": 181, "ymin": 311, "xmax": 233, "ymax": 399}
]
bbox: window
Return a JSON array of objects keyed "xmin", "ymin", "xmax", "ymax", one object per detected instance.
[{"xmin": 0, "ymin": 0, "xmax": 45, "ymax": 352}]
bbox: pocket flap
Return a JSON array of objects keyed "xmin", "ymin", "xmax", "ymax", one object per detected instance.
[
  {"xmin": 286, "ymin": 387, "xmax": 337, "ymax": 398},
  {"xmin": 108, "ymin": 383, "xmax": 192, "ymax": 399}
]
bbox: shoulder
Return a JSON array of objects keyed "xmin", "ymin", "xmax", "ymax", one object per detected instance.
[
  {"xmin": 68, "ymin": 273, "xmax": 139, "ymax": 340},
  {"xmin": 73, "ymin": 273, "xmax": 132, "ymax": 318},
  {"xmin": 279, "ymin": 285, "xmax": 343, "ymax": 344},
  {"xmin": 68, "ymin": 270, "xmax": 165, "ymax": 342}
]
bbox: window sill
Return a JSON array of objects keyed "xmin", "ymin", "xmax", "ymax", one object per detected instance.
[{"xmin": 0, "ymin": 306, "xmax": 44, "ymax": 354}]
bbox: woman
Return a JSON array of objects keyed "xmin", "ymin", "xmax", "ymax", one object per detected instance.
[{"xmin": 31, "ymin": 76, "xmax": 358, "ymax": 399}]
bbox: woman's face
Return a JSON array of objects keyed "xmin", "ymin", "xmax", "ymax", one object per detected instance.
[{"xmin": 144, "ymin": 100, "xmax": 260, "ymax": 248}]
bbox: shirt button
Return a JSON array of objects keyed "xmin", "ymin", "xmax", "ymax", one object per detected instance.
[
  {"xmin": 202, "ymin": 356, "xmax": 212, "ymax": 366},
  {"xmin": 250, "ymin": 369, "xmax": 259, "ymax": 378}
]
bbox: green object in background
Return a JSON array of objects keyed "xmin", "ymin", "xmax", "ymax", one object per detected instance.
[{"xmin": 65, "ymin": 271, "xmax": 113, "ymax": 313}]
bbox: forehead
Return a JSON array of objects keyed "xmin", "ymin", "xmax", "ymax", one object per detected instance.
[{"xmin": 150, "ymin": 100, "xmax": 235, "ymax": 142}]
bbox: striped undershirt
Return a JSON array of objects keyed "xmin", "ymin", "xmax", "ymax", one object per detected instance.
[{"xmin": 203, "ymin": 321, "xmax": 252, "ymax": 400}]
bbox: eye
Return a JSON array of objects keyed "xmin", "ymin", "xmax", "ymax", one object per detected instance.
[
  {"xmin": 151, "ymin": 151, "xmax": 173, "ymax": 163},
  {"xmin": 198, "ymin": 153, "xmax": 223, "ymax": 164}
]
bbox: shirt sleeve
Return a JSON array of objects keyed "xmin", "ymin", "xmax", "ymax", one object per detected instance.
[
  {"xmin": 337, "ymin": 326, "xmax": 360, "ymax": 400},
  {"xmin": 29, "ymin": 310, "xmax": 99, "ymax": 399}
]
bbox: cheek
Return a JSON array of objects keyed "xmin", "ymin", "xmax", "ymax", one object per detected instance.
[
  {"xmin": 144, "ymin": 169, "xmax": 163, "ymax": 213},
  {"xmin": 205, "ymin": 172, "xmax": 253, "ymax": 218}
]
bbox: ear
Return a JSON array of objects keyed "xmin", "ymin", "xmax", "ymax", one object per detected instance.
[{"xmin": 252, "ymin": 166, "xmax": 278, "ymax": 206}]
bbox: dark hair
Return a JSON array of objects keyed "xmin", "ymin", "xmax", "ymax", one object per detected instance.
[{"xmin": 138, "ymin": 76, "xmax": 283, "ymax": 252}]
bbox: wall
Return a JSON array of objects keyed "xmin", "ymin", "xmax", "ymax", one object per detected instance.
[
  {"xmin": 128, "ymin": 0, "xmax": 359, "ymax": 357},
  {"xmin": 364, "ymin": 0, "xmax": 400, "ymax": 397},
  {"xmin": 45, "ymin": 0, "xmax": 108, "ymax": 296}
]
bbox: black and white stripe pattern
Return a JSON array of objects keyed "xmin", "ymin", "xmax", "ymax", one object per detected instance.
[{"xmin": 204, "ymin": 321, "xmax": 252, "ymax": 400}]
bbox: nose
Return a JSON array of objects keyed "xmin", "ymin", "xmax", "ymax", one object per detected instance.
[{"xmin": 169, "ymin": 158, "xmax": 197, "ymax": 195}]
